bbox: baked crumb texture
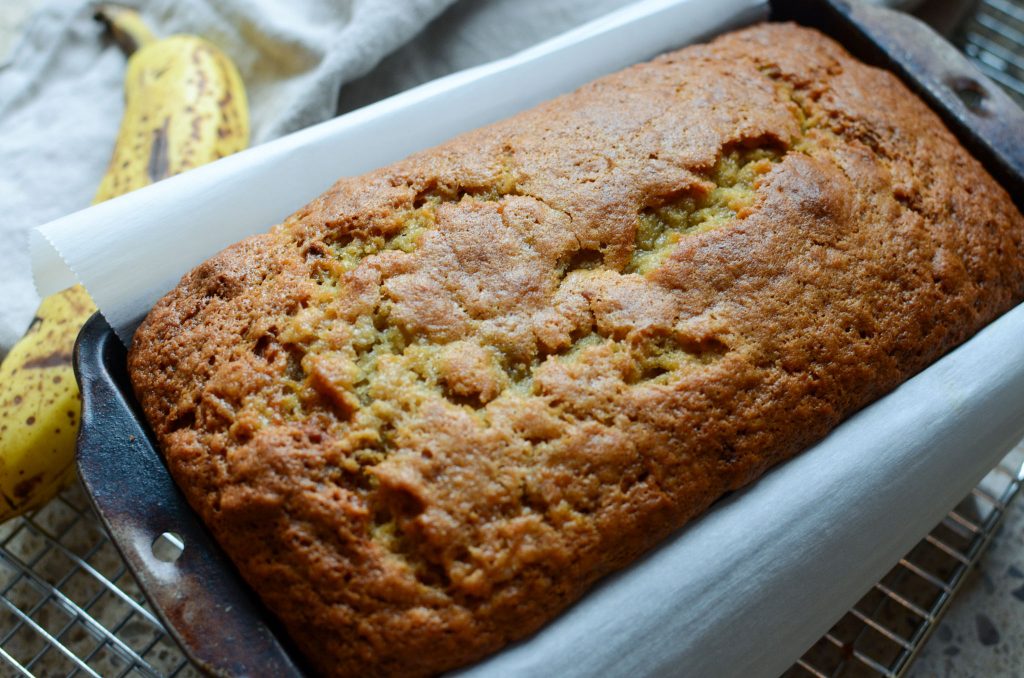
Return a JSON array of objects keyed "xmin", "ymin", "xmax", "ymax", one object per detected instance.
[{"xmin": 129, "ymin": 24, "xmax": 1024, "ymax": 677}]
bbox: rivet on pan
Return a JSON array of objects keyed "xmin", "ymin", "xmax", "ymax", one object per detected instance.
[
  {"xmin": 949, "ymin": 76, "xmax": 989, "ymax": 115},
  {"xmin": 152, "ymin": 532, "xmax": 186, "ymax": 563}
]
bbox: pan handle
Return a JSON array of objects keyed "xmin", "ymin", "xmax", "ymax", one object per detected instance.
[
  {"xmin": 73, "ymin": 313, "xmax": 305, "ymax": 678},
  {"xmin": 772, "ymin": 0, "xmax": 1024, "ymax": 210}
]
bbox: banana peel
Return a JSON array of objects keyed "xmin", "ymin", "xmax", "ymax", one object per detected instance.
[
  {"xmin": 0, "ymin": 286, "xmax": 95, "ymax": 516},
  {"xmin": 93, "ymin": 4, "xmax": 249, "ymax": 201},
  {"xmin": 0, "ymin": 6, "xmax": 249, "ymax": 521}
]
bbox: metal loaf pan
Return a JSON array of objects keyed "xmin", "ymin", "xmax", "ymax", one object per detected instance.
[{"xmin": 73, "ymin": 1, "xmax": 1024, "ymax": 675}]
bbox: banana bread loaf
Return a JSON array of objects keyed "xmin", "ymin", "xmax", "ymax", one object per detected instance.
[{"xmin": 129, "ymin": 23, "xmax": 1024, "ymax": 677}]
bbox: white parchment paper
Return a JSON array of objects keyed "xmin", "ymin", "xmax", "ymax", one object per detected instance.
[{"xmin": 30, "ymin": 0, "xmax": 1024, "ymax": 675}]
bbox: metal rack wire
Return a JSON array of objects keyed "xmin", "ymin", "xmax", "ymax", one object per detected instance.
[
  {"xmin": 1, "ymin": 1, "xmax": 1024, "ymax": 676},
  {"xmin": 0, "ymin": 483, "xmax": 198, "ymax": 677},
  {"xmin": 785, "ymin": 446, "xmax": 1024, "ymax": 678}
]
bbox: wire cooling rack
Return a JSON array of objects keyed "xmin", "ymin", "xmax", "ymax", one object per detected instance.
[
  {"xmin": 785, "ymin": 445, "xmax": 1024, "ymax": 678},
  {"xmin": 0, "ymin": 482, "xmax": 198, "ymax": 677},
  {"xmin": 2, "ymin": 1, "xmax": 1024, "ymax": 676}
]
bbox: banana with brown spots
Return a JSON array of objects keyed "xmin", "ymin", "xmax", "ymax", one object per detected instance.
[
  {"xmin": 93, "ymin": 4, "xmax": 249, "ymax": 201},
  {"xmin": 0, "ymin": 6, "xmax": 248, "ymax": 521},
  {"xmin": 0, "ymin": 285, "xmax": 95, "ymax": 518}
]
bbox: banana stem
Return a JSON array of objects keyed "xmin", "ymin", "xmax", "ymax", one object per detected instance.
[{"xmin": 95, "ymin": 4, "xmax": 158, "ymax": 56}]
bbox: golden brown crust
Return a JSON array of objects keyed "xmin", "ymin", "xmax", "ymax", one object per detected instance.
[{"xmin": 129, "ymin": 23, "xmax": 1024, "ymax": 677}]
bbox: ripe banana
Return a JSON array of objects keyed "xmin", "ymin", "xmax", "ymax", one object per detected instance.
[
  {"xmin": 0, "ymin": 286, "xmax": 95, "ymax": 516},
  {"xmin": 93, "ymin": 4, "xmax": 249, "ymax": 201},
  {"xmin": 0, "ymin": 5, "xmax": 249, "ymax": 521}
]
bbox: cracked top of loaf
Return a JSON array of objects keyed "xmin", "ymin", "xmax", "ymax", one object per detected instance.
[{"xmin": 128, "ymin": 23, "xmax": 1024, "ymax": 677}]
